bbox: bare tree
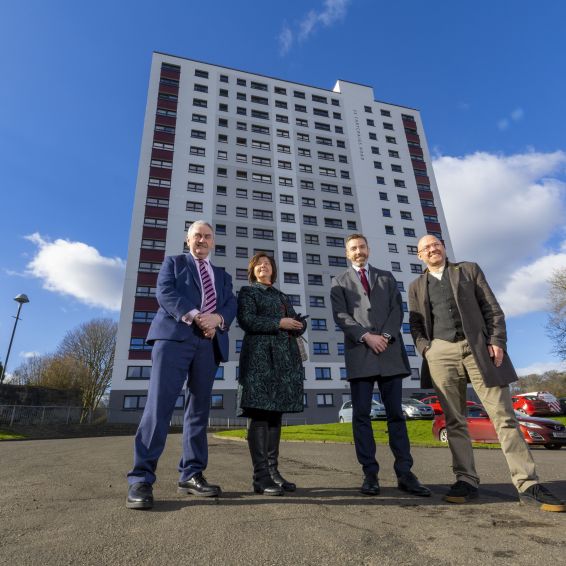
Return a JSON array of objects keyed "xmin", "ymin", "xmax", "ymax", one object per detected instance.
[
  {"xmin": 11, "ymin": 354, "xmax": 53, "ymax": 386},
  {"xmin": 57, "ymin": 318, "xmax": 117, "ymax": 420},
  {"xmin": 547, "ymin": 268, "xmax": 566, "ymax": 360}
]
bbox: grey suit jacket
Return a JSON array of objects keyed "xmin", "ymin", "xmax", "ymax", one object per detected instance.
[
  {"xmin": 331, "ymin": 265, "xmax": 411, "ymax": 380},
  {"xmin": 408, "ymin": 260, "xmax": 518, "ymax": 389}
]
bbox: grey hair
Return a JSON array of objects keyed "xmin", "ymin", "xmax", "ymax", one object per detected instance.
[{"xmin": 187, "ymin": 220, "xmax": 214, "ymax": 238}]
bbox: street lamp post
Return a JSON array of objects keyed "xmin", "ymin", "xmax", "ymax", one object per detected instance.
[{"xmin": 0, "ymin": 294, "xmax": 30, "ymax": 386}]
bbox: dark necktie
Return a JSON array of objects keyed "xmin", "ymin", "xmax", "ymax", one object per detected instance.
[
  {"xmin": 198, "ymin": 259, "xmax": 216, "ymax": 313},
  {"xmin": 359, "ymin": 267, "xmax": 370, "ymax": 295}
]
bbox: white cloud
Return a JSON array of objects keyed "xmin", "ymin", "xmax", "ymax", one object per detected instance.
[
  {"xmin": 279, "ymin": 0, "xmax": 350, "ymax": 54},
  {"xmin": 497, "ymin": 107, "xmax": 524, "ymax": 130},
  {"xmin": 516, "ymin": 360, "xmax": 566, "ymax": 376},
  {"xmin": 433, "ymin": 151, "xmax": 566, "ymax": 317},
  {"xmin": 24, "ymin": 233, "xmax": 125, "ymax": 311},
  {"xmin": 498, "ymin": 250, "xmax": 566, "ymax": 316},
  {"xmin": 278, "ymin": 23, "xmax": 294, "ymax": 55},
  {"xmin": 20, "ymin": 351, "xmax": 41, "ymax": 359},
  {"xmin": 511, "ymin": 107, "xmax": 524, "ymax": 121}
]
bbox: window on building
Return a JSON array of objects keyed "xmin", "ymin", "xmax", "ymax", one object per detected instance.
[
  {"xmin": 315, "ymin": 367, "xmax": 332, "ymax": 380},
  {"xmin": 382, "ymin": 208, "xmax": 392, "ymax": 217},
  {"xmin": 385, "ymin": 226, "xmax": 395, "ymax": 235},
  {"xmin": 326, "ymin": 236, "xmax": 344, "ymax": 247},
  {"xmin": 310, "ymin": 296, "xmax": 325, "ymax": 307},
  {"xmin": 404, "ymin": 228, "xmax": 416, "ymax": 238},
  {"xmin": 329, "ymin": 256, "xmax": 347, "ymax": 267},
  {"xmin": 308, "ymin": 274, "xmax": 323, "ymax": 286},
  {"xmin": 281, "ymin": 231, "xmax": 296, "ymax": 242},
  {"xmin": 391, "ymin": 261, "xmax": 401, "ymax": 272},
  {"xmin": 283, "ymin": 251, "xmax": 298, "ymax": 263},
  {"xmin": 123, "ymin": 395, "xmax": 148, "ymax": 410},
  {"xmin": 126, "ymin": 366, "xmax": 152, "ymax": 380},
  {"xmin": 236, "ymin": 247, "xmax": 248, "ymax": 258},
  {"xmin": 306, "ymin": 254, "xmax": 321, "ymax": 265},
  {"xmin": 304, "ymin": 234, "xmax": 319, "ymax": 245},
  {"xmin": 313, "ymin": 342, "xmax": 330, "ymax": 355},
  {"xmin": 284, "ymin": 273, "xmax": 300, "ymax": 284},
  {"xmin": 379, "ymin": 192, "xmax": 388, "ymax": 201},
  {"xmin": 410, "ymin": 264, "xmax": 423, "ymax": 274},
  {"xmin": 311, "ymin": 319, "xmax": 327, "ymax": 331},
  {"xmin": 281, "ymin": 212, "xmax": 296, "ymax": 223},
  {"xmin": 388, "ymin": 243, "xmax": 398, "ymax": 253},
  {"xmin": 317, "ymin": 393, "xmax": 334, "ymax": 407}
]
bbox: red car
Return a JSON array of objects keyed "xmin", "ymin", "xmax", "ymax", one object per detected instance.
[
  {"xmin": 420, "ymin": 395, "xmax": 477, "ymax": 415},
  {"xmin": 511, "ymin": 395, "xmax": 552, "ymax": 416},
  {"xmin": 432, "ymin": 404, "xmax": 566, "ymax": 450}
]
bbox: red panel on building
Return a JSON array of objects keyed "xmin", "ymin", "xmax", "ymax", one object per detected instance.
[
  {"xmin": 155, "ymin": 115, "xmax": 176, "ymax": 127},
  {"xmin": 137, "ymin": 272, "xmax": 158, "ymax": 286},
  {"xmin": 160, "ymin": 69, "xmax": 180, "ymax": 81},
  {"xmin": 425, "ymin": 221, "xmax": 442, "ymax": 232},
  {"xmin": 153, "ymin": 131, "xmax": 175, "ymax": 144},
  {"xmin": 421, "ymin": 206, "xmax": 438, "ymax": 216},
  {"xmin": 139, "ymin": 249, "xmax": 165, "ymax": 262},
  {"xmin": 131, "ymin": 322, "xmax": 151, "ymax": 337},
  {"xmin": 158, "ymin": 84, "xmax": 179, "ymax": 96},
  {"xmin": 129, "ymin": 350, "xmax": 151, "ymax": 360},
  {"xmin": 134, "ymin": 297, "xmax": 159, "ymax": 311},
  {"xmin": 157, "ymin": 99, "xmax": 178, "ymax": 111},
  {"xmin": 409, "ymin": 147, "xmax": 424, "ymax": 157},
  {"xmin": 412, "ymin": 160, "xmax": 427, "ymax": 171},
  {"xmin": 147, "ymin": 186, "xmax": 171, "ymax": 199},
  {"xmin": 145, "ymin": 206, "xmax": 169, "ymax": 219},
  {"xmin": 142, "ymin": 226, "xmax": 167, "ymax": 240},
  {"xmin": 402, "ymin": 118, "xmax": 417, "ymax": 128},
  {"xmin": 405, "ymin": 133, "xmax": 420, "ymax": 144},
  {"xmin": 151, "ymin": 148, "xmax": 174, "ymax": 161},
  {"xmin": 415, "ymin": 175, "xmax": 430, "ymax": 184},
  {"xmin": 149, "ymin": 167, "xmax": 172, "ymax": 179}
]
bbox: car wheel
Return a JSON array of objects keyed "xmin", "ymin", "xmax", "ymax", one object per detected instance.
[
  {"xmin": 544, "ymin": 443, "xmax": 562, "ymax": 450},
  {"xmin": 439, "ymin": 428, "xmax": 448, "ymax": 443},
  {"xmin": 339, "ymin": 417, "xmax": 344, "ymax": 423}
]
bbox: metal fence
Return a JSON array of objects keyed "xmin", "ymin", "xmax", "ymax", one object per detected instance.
[
  {"xmin": 0, "ymin": 405, "xmax": 310, "ymax": 429},
  {"xmin": 0, "ymin": 405, "xmax": 87, "ymax": 427}
]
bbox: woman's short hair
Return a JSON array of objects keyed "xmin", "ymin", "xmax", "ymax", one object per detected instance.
[{"xmin": 248, "ymin": 252, "xmax": 277, "ymax": 284}]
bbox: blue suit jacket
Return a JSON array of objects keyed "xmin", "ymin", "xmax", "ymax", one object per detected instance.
[{"xmin": 146, "ymin": 254, "xmax": 237, "ymax": 362}]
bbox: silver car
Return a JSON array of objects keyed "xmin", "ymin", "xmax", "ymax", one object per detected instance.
[
  {"xmin": 401, "ymin": 398, "xmax": 435, "ymax": 419},
  {"xmin": 338, "ymin": 400, "xmax": 387, "ymax": 423}
]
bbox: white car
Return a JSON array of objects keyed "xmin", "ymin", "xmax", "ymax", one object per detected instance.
[{"xmin": 338, "ymin": 400, "xmax": 387, "ymax": 423}]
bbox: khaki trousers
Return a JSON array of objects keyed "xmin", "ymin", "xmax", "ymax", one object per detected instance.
[{"xmin": 426, "ymin": 339, "xmax": 538, "ymax": 491}]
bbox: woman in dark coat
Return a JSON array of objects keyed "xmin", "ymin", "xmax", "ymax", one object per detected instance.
[{"xmin": 237, "ymin": 252, "xmax": 306, "ymax": 495}]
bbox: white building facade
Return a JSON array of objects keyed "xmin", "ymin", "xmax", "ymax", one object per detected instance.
[{"xmin": 108, "ymin": 52, "xmax": 453, "ymax": 424}]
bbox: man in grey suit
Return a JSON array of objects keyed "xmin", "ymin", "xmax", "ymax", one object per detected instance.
[
  {"xmin": 331, "ymin": 233, "xmax": 430, "ymax": 497},
  {"xmin": 409, "ymin": 234, "xmax": 564, "ymax": 512}
]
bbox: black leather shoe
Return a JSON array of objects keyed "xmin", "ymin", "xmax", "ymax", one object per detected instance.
[
  {"xmin": 360, "ymin": 474, "xmax": 380, "ymax": 496},
  {"xmin": 253, "ymin": 475, "xmax": 284, "ymax": 496},
  {"xmin": 398, "ymin": 472, "xmax": 432, "ymax": 497},
  {"xmin": 178, "ymin": 473, "xmax": 221, "ymax": 497},
  {"xmin": 270, "ymin": 469, "xmax": 296, "ymax": 492},
  {"xmin": 126, "ymin": 482, "xmax": 153, "ymax": 509}
]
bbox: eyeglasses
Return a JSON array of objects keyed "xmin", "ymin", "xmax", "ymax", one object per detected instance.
[{"xmin": 418, "ymin": 242, "xmax": 443, "ymax": 253}]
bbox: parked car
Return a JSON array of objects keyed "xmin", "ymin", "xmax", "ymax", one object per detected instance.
[
  {"xmin": 401, "ymin": 398, "xmax": 434, "ymax": 419},
  {"xmin": 338, "ymin": 400, "xmax": 386, "ymax": 423},
  {"xmin": 511, "ymin": 394, "xmax": 553, "ymax": 416},
  {"xmin": 420, "ymin": 395, "xmax": 477, "ymax": 415},
  {"xmin": 432, "ymin": 404, "xmax": 566, "ymax": 450},
  {"xmin": 513, "ymin": 391, "xmax": 562, "ymax": 414}
]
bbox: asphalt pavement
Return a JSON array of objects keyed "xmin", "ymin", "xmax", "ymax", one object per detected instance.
[{"xmin": 1, "ymin": 434, "xmax": 565, "ymax": 566}]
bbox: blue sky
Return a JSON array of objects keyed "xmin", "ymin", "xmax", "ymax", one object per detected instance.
[{"xmin": 1, "ymin": 0, "xmax": 566, "ymax": 376}]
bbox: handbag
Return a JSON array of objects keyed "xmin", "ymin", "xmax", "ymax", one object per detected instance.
[{"xmin": 282, "ymin": 296, "xmax": 308, "ymax": 363}]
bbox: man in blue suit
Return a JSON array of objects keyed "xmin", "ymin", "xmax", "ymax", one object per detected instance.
[{"xmin": 127, "ymin": 220, "xmax": 237, "ymax": 509}]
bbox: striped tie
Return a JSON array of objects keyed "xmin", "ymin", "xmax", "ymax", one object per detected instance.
[{"xmin": 198, "ymin": 259, "xmax": 216, "ymax": 314}]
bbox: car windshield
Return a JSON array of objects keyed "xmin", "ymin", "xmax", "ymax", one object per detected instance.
[{"xmin": 402, "ymin": 399, "xmax": 422, "ymax": 406}]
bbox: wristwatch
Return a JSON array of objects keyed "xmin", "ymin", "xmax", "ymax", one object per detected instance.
[{"xmin": 382, "ymin": 332, "xmax": 395, "ymax": 344}]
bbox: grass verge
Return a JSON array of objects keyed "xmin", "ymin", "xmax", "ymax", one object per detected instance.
[
  {"xmin": 217, "ymin": 420, "xmax": 460, "ymax": 447},
  {"xmin": 0, "ymin": 429, "xmax": 26, "ymax": 440}
]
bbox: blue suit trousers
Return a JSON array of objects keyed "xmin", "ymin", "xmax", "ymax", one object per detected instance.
[{"xmin": 127, "ymin": 333, "xmax": 218, "ymax": 485}]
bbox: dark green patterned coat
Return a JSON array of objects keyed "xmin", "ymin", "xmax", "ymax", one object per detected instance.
[{"xmin": 237, "ymin": 284, "xmax": 306, "ymax": 415}]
